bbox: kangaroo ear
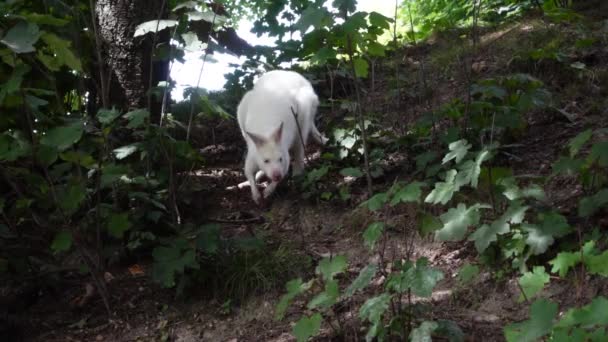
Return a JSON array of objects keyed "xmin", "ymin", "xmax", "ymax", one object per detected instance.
[
  {"xmin": 272, "ymin": 121, "xmax": 284, "ymax": 143},
  {"xmin": 246, "ymin": 131, "xmax": 267, "ymax": 148}
]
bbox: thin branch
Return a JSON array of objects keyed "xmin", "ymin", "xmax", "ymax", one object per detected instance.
[
  {"xmin": 290, "ymin": 106, "xmax": 311, "ymax": 164},
  {"xmin": 88, "ymin": 0, "xmax": 109, "ymax": 108}
]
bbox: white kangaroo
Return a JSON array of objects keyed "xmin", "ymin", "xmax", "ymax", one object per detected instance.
[{"xmin": 237, "ymin": 70, "xmax": 328, "ymax": 204}]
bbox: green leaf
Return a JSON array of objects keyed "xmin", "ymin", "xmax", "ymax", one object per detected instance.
[
  {"xmin": 353, "ymin": 58, "xmax": 369, "ymax": 78},
  {"xmin": 410, "ymin": 321, "xmax": 439, "ymax": 342},
  {"xmin": 124, "ymin": 109, "xmax": 150, "ymax": 129},
  {"xmin": 369, "ymin": 12, "xmax": 392, "ymax": 30},
  {"xmin": 293, "ymin": 313, "xmax": 322, "ymax": 342},
  {"xmin": 504, "ymin": 299, "xmax": 558, "ymax": 342},
  {"xmin": 436, "ymin": 203, "xmax": 485, "ymax": 241},
  {"xmin": 0, "ymin": 131, "xmax": 31, "ymax": 161},
  {"xmin": 518, "ymin": 266, "xmax": 550, "ymax": 302},
  {"xmin": 578, "ymin": 189, "xmax": 608, "ymax": 217},
  {"xmin": 97, "ymin": 108, "xmax": 121, "ymax": 125},
  {"xmin": 363, "ymin": 222, "xmax": 384, "ymax": 250},
  {"xmin": 151, "ymin": 239, "xmax": 198, "ymax": 288},
  {"xmin": 40, "ymin": 121, "xmax": 84, "ymax": 151},
  {"xmin": 340, "ymin": 167, "xmax": 363, "ymax": 178},
  {"xmin": 345, "ymin": 264, "xmax": 377, "ymax": 297},
  {"xmin": 469, "ymin": 220, "xmax": 509, "ymax": 253},
  {"xmin": 107, "ymin": 212, "xmax": 132, "ymax": 238},
  {"xmin": 58, "ymin": 182, "xmax": 86, "ymax": 213},
  {"xmin": 113, "ymin": 144, "xmax": 139, "ymax": 160},
  {"xmin": 538, "ymin": 211, "xmax": 572, "ymax": 238},
  {"xmin": 51, "ymin": 230, "xmax": 72, "ymax": 252},
  {"xmin": 362, "ymin": 192, "xmax": 388, "ymax": 211},
  {"xmin": 60, "ymin": 151, "xmax": 97, "ymax": 168},
  {"xmin": 425, "ymin": 169, "xmax": 457, "ymax": 205},
  {"xmin": 420, "ymin": 212, "xmax": 442, "ymax": 236},
  {"xmin": 499, "ymin": 178, "xmax": 546, "ymax": 201},
  {"xmin": 568, "ymin": 129, "xmax": 593, "ymax": 157},
  {"xmin": 359, "ymin": 293, "xmax": 391, "ymax": 324},
  {"xmin": 100, "ymin": 163, "xmax": 129, "ymax": 188},
  {"xmin": 366, "ymin": 41, "xmax": 385, "ymax": 57},
  {"xmin": 555, "ymin": 297, "xmax": 608, "ymax": 329},
  {"xmin": 457, "ymin": 264, "xmax": 479, "ymax": 286},
  {"xmin": 455, "ymin": 150, "xmax": 489, "ymax": 188},
  {"xmin": 415, "ymin": 151, "xmax": 438, "ymax": 171},
  {"xmin": 134, "ymin": 19, "xmax": 178, "ymax": 37},
  {"xmin": 589, "ymin": 141, "xmax": 608, "ymax": 167},
  {"xmin": 35, "ymin": 144, "xmax": 58, "ymax": 167},
  {"xmin": 296, "ymin": 6, "xmax": 330, "ymax": 33},
  {"xmin": 40, "ymin": 33, "xmax": 82, "ymax": 71},
  {"xmin": 552, "ymin": 156, "xmax": 584, "ymax": 176},
  {"xmin": 386, "ymin": 258, "xmax": 444, "ymax": 297},
  {"xmin": 307, "ymin": 280, "xmax": 339, "ymax": 309},
  {"xmin": 390, "ymin": 181, "xmax": 425, "ymax": 205},
  {"xmin": 549, "ymin": 241, "xmax": 595, "ymax": 277},
  {"xmin": 442, "ymin": 139, "xmax": 471, "ymax": 164},
  {"xmin": 0, "ymin": 64, "xmax": 30, "ymax": 103},
  {"xmin": 195, "ymin": 223, "xmax": 220, "ymax": 254},
  {"xmin": 586, "ymin": 250, "xmax": 608, "ymax": 276},
  {"xmin": 0, "ymin": 21, "xmax": 41, "ymax": 53},
  {"xmin": 186, "ymin": 11, "xmax": 227, "ymax": 25},
  {"xmin": 316, "ymin": 255, "xmax": 347, "ymax": 282},
  {"xmin": 275, "ymin": 278, "xmax": 312, "ymax": 320},
  {"xmin": 523, "ymin": 223, "xmax": 554, "ymax": 255}
]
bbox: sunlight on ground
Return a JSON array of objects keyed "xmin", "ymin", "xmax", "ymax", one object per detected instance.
[{"xmin": 170, "ymin": 0, "xmax": 395, "ymax": 101}]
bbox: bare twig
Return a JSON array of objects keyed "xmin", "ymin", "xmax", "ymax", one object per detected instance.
[{"xmin": 290, "ymin": 106, "xmax": 311, "ymax": 164}]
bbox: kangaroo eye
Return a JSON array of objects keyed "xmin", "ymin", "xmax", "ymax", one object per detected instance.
[
  {"xmin": 264, "ymin": 159, "xmax": 270, "ymax": 164},
  {"xmin": 279, "ymin": 157, "xmax": 283, "ymax": 162}
]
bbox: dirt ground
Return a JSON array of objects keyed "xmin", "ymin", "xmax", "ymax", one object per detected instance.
[{"xmin": 4, "ymin": 10, "xmax": 608, "ymax": 342}]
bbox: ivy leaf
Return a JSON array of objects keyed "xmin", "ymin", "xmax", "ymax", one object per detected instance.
[
  {"xmin": 134, "ymin": 19, "xmax": 178, "ymax": 37},
  {"xmin": 353, "ymin": 58, "xmax": 369, "ymax": 78},
  {"xmin": 549, "ymin": 241, "xmax": 595, "ymax": 277},
  {"xmin": 419, "ymin": 213, "xmax": 442, "ymax": 237},
  {"xmin": 345, "ymin": 264, "xmax": 377, "ymax": 297},
  {"xmin": 504, "ymin": 299, "xmax": 558, "ymax": 342},
  {"xmin": 107, "ymin": 212, "xmax": 132, "ymax": 238},
  {"xmin": 425, "ymin": 169, "xmax": 457, "ymax": 205},
  {"xmin": 151, "ymin": 239, "xmax": 198, "ymax": 288},
  {"xmin": 436, "ymin": 203, "xmax": 485, "ymax": 241},
  {"xmin": 307, "ymin": 280, "xmax": 339, "ymax": 309},
  {"xmin": 340, "ymin": 167, "xmax": 363, "ymax": 178},
  {"xmin": 589, "ymin": 141, "xmax": 608, "ymax": 167},
  {"xmin": 40, "ymin": 121, "xmax": 84, "ymax": 151},
  {"xmin": 361, "ymin": 192, "xmax": 388, "ymax": 211},
  {"xmin": 113, "ymin": 144, "xmax": 139, "ymax": 160},
  {"xmin": 390, "ymin": 181, "xmax": 425, "ymax": 205},
  {"xmin": 124, "ymin": 109, "xmax": 150, "ymax": 129},
  {"xmin": 51, "ymin": 230, "xmax": 72, "ymax": 252},
  {"xmin": 293, "ymin": 313, "xmax": 322, "ymax": 342},
  {"xmin": 586, "ymin": 250, "xmax": 608, "ymax": 276},
  {"xmin": 410, "ymin": 321, "xmax": 439, "ymax": 342},
  {"xmin": 40, "ymin": 33, "xmax": 82, "ymax": 71},
  {"xmin": 578, "ymin": 189, "xmax": 608, "ymax": 217},
  {"xmin": 568, "ymin": 129, "xmax": 593, "ymax": 157},
  {"xmin": 316, "ymin": 255, "xmax": 347, "ymax": 282},
  {"xmin": 442, "ymin": 139, "xmax": 471, "ymax": 164},
  {"xmin": 0, "ymin": 21, "xmax": 41, "ymax": 53},
  {"xmin": 518, "ymin": 266, "xmax": 550, "ymax": 302},
  {"xmin": 275, "ymin": 278, "xmax": 312, "ymax": 320},
  {"xmin": 469, "ymin": 220, "xmax": 509, "ymax": 254},
  {"xmin": 363, "ymin": 222, "xmax": 384, "ymax": 250}
]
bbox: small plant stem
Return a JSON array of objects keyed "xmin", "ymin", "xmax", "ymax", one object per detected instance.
[{"xmin": 291, "ymin": 106, "xmax": 311, "ymax": 164}]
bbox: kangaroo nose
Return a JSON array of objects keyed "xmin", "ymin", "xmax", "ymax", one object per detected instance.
[{"xmin": 271, "ymin": 171, "xmax": 283, "ymax": 182}]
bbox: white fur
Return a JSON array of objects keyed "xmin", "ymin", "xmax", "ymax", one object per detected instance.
[{"xmin": 237, "ymin": 70, "xmax": 328, "ymax": 204}]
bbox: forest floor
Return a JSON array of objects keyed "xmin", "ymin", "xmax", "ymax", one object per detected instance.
[{"xmin": 13, "ymin": 9, "xmax": 608, "ymax": 342}]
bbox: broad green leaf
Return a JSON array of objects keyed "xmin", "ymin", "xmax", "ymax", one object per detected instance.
[
  {"xmin": 366, "ymin": 41, "xmax": 385, "ymax": 57},
  {"xmin": 345, "ymin": 264, "xmax": 377, "ymax": 297},
  {"xmin": 499, "ymin": 178, "xmax": 546, "ymax": 201},
  {"xmin": 578, "ymin": 189, "xmax": 608, "ymax": 217},
  {"xmin": 442, "ymin": 139, "xmax": 471, "ymax": 164},
  {"xmin": 316, "ymin": 255, "xmax": 347, "ymax": 281},
  {"xmin": 107, "ymin": 212, "xmax": 132, "ymax": 238},
  {"xmin": 311, "ymin": 47, "xmax": 337, "ymax": 64},
  {"xmin": 151, "ymin": 239, "xmax": 198, "ymax": 288},
  {"xmin": 0, "ymin": 64, "xmax": 30, "ymax": 102},
  {"xmin": 40, "ymin": 121, "xmax": 84, "ymax": 151},
  {"xmin": 100, "ymin": 164, "xmax": 129, "ymax": 187},
  {"xmin": 113, "ymin": 144, "xmax": 139, "ymax": 159},
  {"xmin": 436, "ymin": 203, "xmax": 485, "ymax": 241},
  {"xmin": 549, "ymin": 241, "xmax": 595, "ymax": 277},
  {"xmin": 353, "ymin": 58, "xmax": 369, "ymax": 78},
  {"xmin": 457, "ymin": 264, "xmax": 479, "ymax": 286},
  {"xmin": 552, "ymin": 156, "xmax": 584, "ymax": 176},
  {"xmin": 275, "ymin": 278, "xmax": 312, "ymax": 320},
  {"xmin": 425, "ymin": 169, "xmax": 457, "ymax": 205},
  {"xmin": 340, "ymin": 167, "xmax": 363, "ymax": 178},
  {"xmin": 586, "ymin": 250, "xmax": 608, "ymax": 277},
  {"xmin": 124, "ymin": 109, "xmax": 150, "ymax": 129},
  {"xmin": 455, "ymin": 150, "xmax": 490, "ymax": 188},
  {"xmin": 293, "ymin": 313, "xmax": 322, "ymax": 342},
  {"xmin": 51, "ymin": 230, "xmax": 72, "ymax": 252},
  {"xmin": 415, "ymin": 151, "xmax": 438, "ymax": 171},
  {"xmin": 410, "ymin": 321, "xmax": 438, "ymax": 342},
  {"xmin": 369, "ymin": 11, "xmax": 392, "ymax": 30},
  {"xmin": 390, "ymin": 181, "xmax": 425, "ymax": 205},
  {"xmin": 35, "ymin": 144, "xmax": 58, "ymax": 167},
  {"xmin": 420, "ymin": 213, "xmax": 442, "ymax": 236},
  {"xmin": 40, "ymin": 33, "xmax": 82, "ymax": 71},
  {"xmin": 435, "ymin": 320, "xmax": 465, "ymax": 342},
  {"xmin": 386, "ymin": 258, "xmax": 444, "ymax": 297},
  {"xmin": 469, "ymin": 220, "xmax": 509, "ymax": 253},
  {"xmin": 359, "ymin": 293, "xmax": 391, "ymax": 324},
  {"xmin": 307, "ymin": 280, "xmax": 339, "ymax": 309},
  {"xmin": 0, "ymin": 21, "xmax": 41, "ymax": 53},
  {"xmin": 523, "ymin": 223, "xmax": 554, "ymax": 255},
  {"xmin": 504, "ymin": 299, "xmax": 558, "ymax": 342},
  {"xmin": 195, "ymin": 223, "xmax": 220, "ymax": 254},
  {"xmin": 518, "ymin": 266, "xmax": 550, "ymax": 302},
  {"xmin": 589, "ymin": 141, "xmax": 608, "ymax": 167},
  {"xmin": 362, "ymin": 192, "xmax": 388, "ymax": 211},
  {"xmin": 538, "ymin": 211, "xmax": 572, "ymax": 238},
  {"xmin": 296, "ymin": 6, "xmax": 330, "ymax": 33},
  {"xmin": 134, "ymin": 19, "xmax": 178, "ymax": 37},
  {"xmin": 556, "ymin": 297, "xmax": 608, "ymax": 329},
  {"xmin": 363, "ymin": 222, "xmax": 384, "ymax": 250},
  {"xmin": 568, "ymin": 129, "xmax": 593, "ymax": 157},
  {"xmin": 58, "ymin": 182, "xmax": 86, "ymax": 213},
  {"xmin": 0, "ymin": 131, "xmax": 31, "ymax": 161},
  {"xmin": 97, "ymin": 108, "xmax": 121, "ymax": 125},
  {"xmin": 60, "ymin": 151, "xmax": 97, "ymax": 168}
]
